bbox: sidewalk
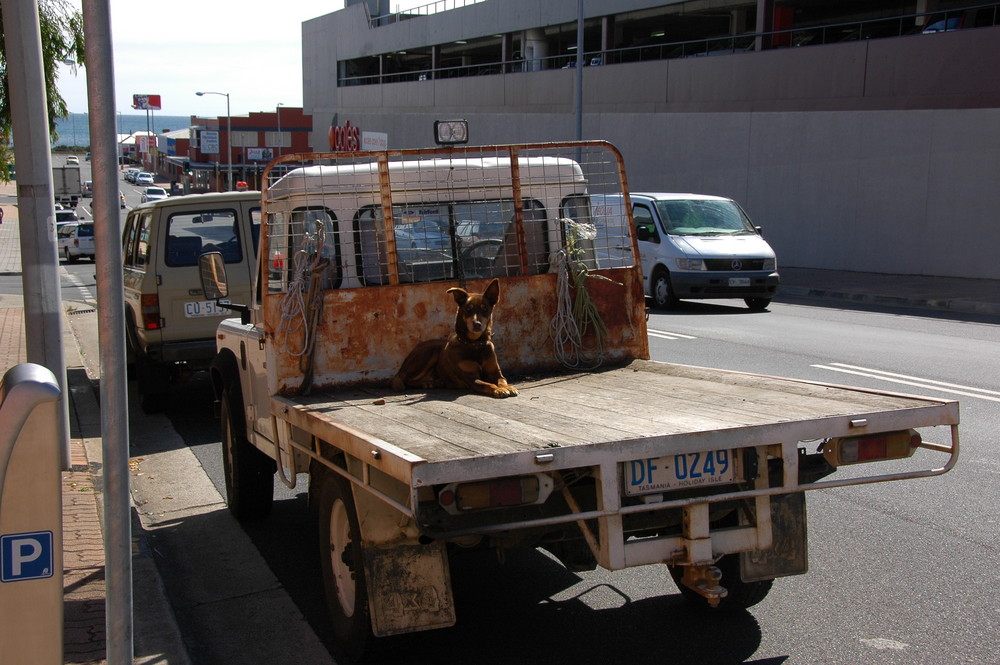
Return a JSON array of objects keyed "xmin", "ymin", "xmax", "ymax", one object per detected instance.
[
  {"xmin": 0, "ymin": 194, "xmax": 188, "ymax": 665},
  {"xmin": 1, "ymin": 187, "xmax": 999, "ymax": 664}
]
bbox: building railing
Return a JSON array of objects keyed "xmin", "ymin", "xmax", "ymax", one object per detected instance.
[
  {"xmin": 368, "ymin": 0, "xmax": 487, "ymax": 27},
  {"xmin": 342, "ymin": 2, "xmax": 1000, "ymax": 87}
]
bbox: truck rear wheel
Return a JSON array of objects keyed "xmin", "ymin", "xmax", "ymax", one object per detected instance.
[
  {"xmin": 220, "ymin": 387, "xmax": 274, "ymax": 520},
  {"xmin": 317, "ymin": 473, "xmax": 374, "ymax": 660},
  {"xmin": 667, "ymin": 554, "xmax": 773, "ymax": 611}
]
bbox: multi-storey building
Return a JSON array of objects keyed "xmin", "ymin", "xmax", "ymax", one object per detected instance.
[{"xmin": 302, "ymin": 0, "xmax": 1000, "ymax": 278}]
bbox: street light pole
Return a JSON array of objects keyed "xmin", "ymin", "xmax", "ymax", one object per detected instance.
[
  {"xmin": 276, "ymin": 102, "xmax": 284, "ymax": 158},
  {"xmin": 195, "ymin": 91, "xmax": 232, "ymax": 191}
]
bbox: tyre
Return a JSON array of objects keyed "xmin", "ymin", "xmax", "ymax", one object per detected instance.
[
  {"xmin": 67, "ymin": 251, "xmax": 80, "ymax": 264},
  {"xmin": 318, "ymin": 472, "xmax": 374, "ymax": 661},
  {"xmin": 62, "ymin": 247, "xmax": 71, "ymax": 262},
  {"xmin": 651, "ymin": 267, "xmax": 679, "ymax": 310},
  {"xmin": 745, "ymin": 297, "xmax": 771, "ymax": 311},
  {"xmin": 220, "ymin": 387, "xmax": 274, "ymax": 520},
  {"xmin": 668, "ymin": 554, "xmax": 773, "ymax": 611}
]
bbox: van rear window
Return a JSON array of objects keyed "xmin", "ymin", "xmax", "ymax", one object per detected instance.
[{"xmin": 165, "ymin": 209, "xmax": 242, "ymax": 267}]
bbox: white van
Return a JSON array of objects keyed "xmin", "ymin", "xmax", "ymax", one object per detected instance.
[{"xmin": 591, "ymin": 192, "xmax": 779, "ymax": 310}]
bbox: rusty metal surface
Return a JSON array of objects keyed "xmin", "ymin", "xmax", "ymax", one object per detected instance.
[
  {"xmin": 267, "ymin": 268, "xmax": 648, "ymax": 394},
  {"xmin": 258, "ymin": 140, "xmax": 647, "ymax": 395}
]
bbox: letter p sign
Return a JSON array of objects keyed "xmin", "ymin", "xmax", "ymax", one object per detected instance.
[{"xmin": 1, "ymin": 531, "xmax": 54, "ymax": 582}]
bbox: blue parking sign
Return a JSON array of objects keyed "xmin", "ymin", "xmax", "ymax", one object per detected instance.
[{"xmin": 1, "ymin": 531, "xmax": 54, "ymax": 582}]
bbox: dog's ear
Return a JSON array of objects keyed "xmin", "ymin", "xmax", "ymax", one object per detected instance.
[
  {"xmin": 484, "ymin": 279, "xmax": 500, "ymax": 307},
  {"xmin": 447, "ymin": 287, "xmax": 469, "ymax": 307}
]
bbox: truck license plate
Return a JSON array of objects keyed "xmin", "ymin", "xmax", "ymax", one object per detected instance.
[
  {"xmin": 184, "ymin": 299, "xmax": 231, "ymax": 318},
  {"xmin": 623, "ymin": 450, "xmax": 738, "ymax": 496},
  {"xmin": 728, "ymin": 277, "xmax": 751, "ymax": 287}
]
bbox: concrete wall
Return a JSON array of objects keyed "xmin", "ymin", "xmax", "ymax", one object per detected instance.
[{"xmin": 303, "ymin": 6, "xmax": 1000, "ymax": 279}]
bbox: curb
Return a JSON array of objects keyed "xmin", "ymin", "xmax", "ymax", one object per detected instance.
[
  {"xmin": 776, "ymin": 285, "xmax": 1000, "ymax": 317},
  {"xmin": 63, "ymin": 308, "xmax": 192, "ymax": 665}
]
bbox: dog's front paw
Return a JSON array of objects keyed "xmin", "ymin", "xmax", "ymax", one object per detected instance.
[{"xmin": 494, "ymin": 384, "xmax": 518, "ymax": 398}]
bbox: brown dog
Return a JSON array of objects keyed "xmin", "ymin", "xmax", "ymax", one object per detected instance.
[{"xmin": 392, "ymin": 279, "xmax": 518, "ymax": 398}]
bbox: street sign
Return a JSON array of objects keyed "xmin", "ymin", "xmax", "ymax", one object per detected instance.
[{"xmin": 1, "ymin": 531, "xmax": 54, "ymax": 582}]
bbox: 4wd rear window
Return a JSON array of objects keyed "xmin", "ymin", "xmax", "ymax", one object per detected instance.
[
  {"xmin": 165, "ymin": 209, "xmax": 243, "ymax": 267},
  {"xmin": 76, "ymin": 224, "xmax": 95, "ymax": 237}
]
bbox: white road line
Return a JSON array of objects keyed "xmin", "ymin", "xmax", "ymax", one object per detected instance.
[
  {"xmin": 811, "ymin": 363, "xmax": 1000, "ymax": 403},
  {"xmin": 647, "ymin": 328, "xmax": 697, "ymax": 341},
  {"xmin": 63, "ymin": 270, "xmax": 95, "ymax": 302}
]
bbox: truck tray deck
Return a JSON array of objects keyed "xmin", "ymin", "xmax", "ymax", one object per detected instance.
[{"xmin": 275, "ymin": 359, "xmax": 959, "ymax": 487}]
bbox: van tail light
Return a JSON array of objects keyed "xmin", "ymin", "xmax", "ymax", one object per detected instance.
[
  {"xmin": 437, "ymin": 474, "xmax": 554, "ymax": 515},
  {"xmin": 141, "ymin": 293, "xmax": 162, "ymax": 330},
  {"xmin": 822, "ymin": 429, "xmax": 921, "ymax": 466}
]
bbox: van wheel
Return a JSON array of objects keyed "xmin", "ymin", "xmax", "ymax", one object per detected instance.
[
  {"xmin": 745, "ymin": 297, "xmax": 771, "ymax": 311},
  {"xmin": 67, "ymin": 252, "xmax": 80, "ymax": 264},
  {"xmin": 651, "ymin": 268, "xmax": 679, "ymax": 310},
  {"xmin": 220, "ymin": 387, "xmax": 274, "ymax": 520},
  {"xmin": 668, "ymin": 554, "xmax": 774, "ymax": 611},
  {"xmin": 136, "ymin": 359, "xmax": 170, "ymax": 413},
  {"xmin": 318, "ymin": 472, "xmax": 374, "ymax": 660}
]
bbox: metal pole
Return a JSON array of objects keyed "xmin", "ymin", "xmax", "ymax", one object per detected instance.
[
  {"xmin": 276, "ymin": 102, "xmax": 284, "ymax": 158},
  {"xmin": 226, "ymin": 95, "xmax": 233, "ymax": 192},
  {"xmin": 81, "ymin": 1, "xmax": 133, "ymax": 663},
  {"xmin": 575, "ymin": 0, "xmax": 584, "ymax": 142},
  {"xmin": 2, "ymin": 0, "xmax": 71, "ymax": 466}
]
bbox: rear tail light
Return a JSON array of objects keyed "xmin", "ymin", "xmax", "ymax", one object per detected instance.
[
  {"xmin": 140, "ymin": 293, "xmax": 162, "ymax": 330},
  {"xmin": 822, "ymin": 429, "xmax": 921, "ymax": 466},
  {"xmin": 437, "ymin": 474, "xmax": 554, "ymax": 515}
]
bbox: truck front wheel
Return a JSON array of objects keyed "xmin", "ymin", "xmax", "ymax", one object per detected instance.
[
  {"xmin": 220, "ymin": 388, "xmax": 274, "ymax": 520},
  {"xmin": 318, "ymin": 473, "xmax": 374, "ymax": 660},
  {"xmin": 667, "ymin": 554, "xmax": 773, "ymax": 611}
]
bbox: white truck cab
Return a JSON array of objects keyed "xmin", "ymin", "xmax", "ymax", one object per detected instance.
[{"xmin": 592, "ymin": 192, "xmax": 779, "ymax": 310}]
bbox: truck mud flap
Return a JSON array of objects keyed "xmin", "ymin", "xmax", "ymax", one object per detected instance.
[
  {"xmin": 364, "ymin": 540, "xmax": 456, "ymax": 637},
  {"xmin": 740, "ymin": 492, "xmax": 807, "ymax": 582}
]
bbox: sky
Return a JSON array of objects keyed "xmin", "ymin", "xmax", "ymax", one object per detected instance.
[{"xmin": 56, "ymin": 0, "xmax": 410, "ymax": 118}]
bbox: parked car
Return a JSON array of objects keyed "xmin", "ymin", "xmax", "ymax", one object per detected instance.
[
  {"xmin": 140, "ymin": 186, "xmax": 168, "ymax": 203},
  {"xmin": 66, "ymin": 155, "xmax": 80, "ymax": 166},
  {"xmin": 122, "ymin": 191, "xmax": 261, "ymax": 412},
  {"xmin": 57, "ymin": 222, "xmax": 95, "ymax": 263},
  {"xmin": 135, "ymin": 172, "xmax": 155, "ymax": 185},
  {"xmin": 83, "ymin": 180, "xmax": 93, "ymax": 197},
  {"xmin": 124, "ymin": 168, "xmax": 140, "ymax": 183}
]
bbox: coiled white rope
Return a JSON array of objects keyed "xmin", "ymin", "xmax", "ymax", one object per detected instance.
[
  {"xmin": 549, "ymin": 219, "xmax": 617, "ymax": 369},
  {"xmin": 276, "ymin": 224, "xmax": 327, "ymax": 358}
]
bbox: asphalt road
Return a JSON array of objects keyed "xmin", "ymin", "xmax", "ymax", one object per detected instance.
[{"xmin": 104, "ymin": 295, "xmax": 997, "ymax": 665}]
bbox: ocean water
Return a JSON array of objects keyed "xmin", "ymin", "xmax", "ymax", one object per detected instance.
[{"xmin": 53, "ymin": 112, "xmax": 191, "ymax": 148}]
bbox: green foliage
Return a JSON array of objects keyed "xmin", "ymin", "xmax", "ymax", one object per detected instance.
[{"xmin": 0, "ymin": 0, "xmax": 86, "ymax": 153}]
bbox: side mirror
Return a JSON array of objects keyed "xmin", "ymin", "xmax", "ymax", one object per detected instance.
[
  {"xmin": 755, "ymin": 225, "xmax": 764, "ymax": 236},
  {"xmin": 199, "ymin": 251, "xmax": 251, "ymax": 324},
  {"xmin": 199, "ymin": 251, "xmax": 229, "ymax": 300},
  {"xmin": 636, "ymin": 225, "xmax": 655, "ymax": 242}
]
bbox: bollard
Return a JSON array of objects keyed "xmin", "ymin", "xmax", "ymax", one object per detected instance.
[{"xmin": 0, "ymin": 363, "xmax": 64, "ymax": 664}]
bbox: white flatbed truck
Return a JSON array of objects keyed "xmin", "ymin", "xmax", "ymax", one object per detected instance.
[{"xmin": 200, "ymin": 139, "xmax": 959, "ymax": 660}]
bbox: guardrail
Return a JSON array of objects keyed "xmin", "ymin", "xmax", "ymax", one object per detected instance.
[{"xmin": 342, "ymin": 2, "xmax": 1000, "ymax": 87}]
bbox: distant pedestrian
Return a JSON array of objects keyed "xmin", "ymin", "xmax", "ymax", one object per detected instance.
[{"xmin": 0, "ymin": 206, "xmax": 4, "ymax": 224}]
